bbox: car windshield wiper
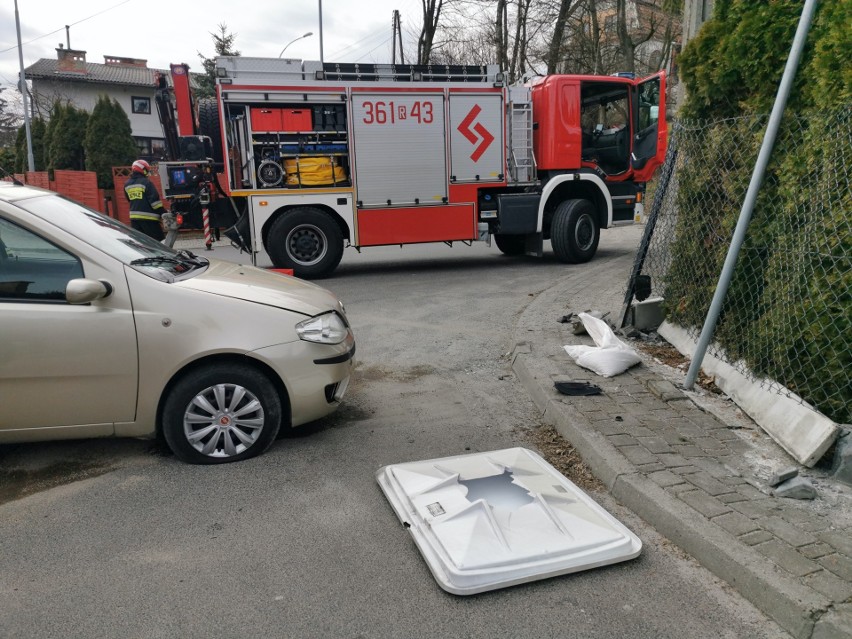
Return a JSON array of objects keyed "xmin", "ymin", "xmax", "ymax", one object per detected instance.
[
  {"xmin": 175, "ymin": 249, "xmax": 209, "ymax": 266},
  {"xmin": 130, "ymin": 256, "xmax": 184, "ymax": 266}
]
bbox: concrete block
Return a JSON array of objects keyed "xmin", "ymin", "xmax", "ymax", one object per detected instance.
[
  {"xmin": 818, "ymin": 553, "xmax": 852, "ymax": 582},
  {"xmin": 754, "ymin": 540, "xmax": 821, "ymax": 577},
  {"xmin": 636, "ymin": 436, "xmax": 674, "ymax": 454},
  {"xmin": 647, "ymin": 379, "xmax": 686, "ymax": 402},
  {"xmin": 812, "ymin": 603, "xmax": 852, "ymax": 639},
  {"xmin": 612, "ymin": 475, "xmax": 828, "ymax": 638},
  {"xmin": 806, "ymin": 571, "xmax": 852, "ymax": 603},
  {"xmin": 769, "ymin": 466, "xmax": 799, "ymax": 487},
  {"xmin": 830, "ymin": 427, "xmax": 852, "ymax": 487},
  {"xmin": 679, "ymin": 489, "xmax": 732, "ymax": 518},
  {"xmin": 618, "ymin": 445, "xmax": 658, "ymax": 466},
  {"xmin": 799, "ymin": 543, "xmax": 834, "ymax": 560},
  {"xmin": 713, "ymin": 511, "xmax": 760, "ymax": 536},
  {"xmin": 648, "ymin": 470, "xmax": 685, "ymax": 487},
  {"xmin": 761, "ymin": 516, "xmax": 818, "ymax": 547},
  {"xmin": 629, "ymin": 296, "xmax": 665, "ymax": 331},
  {"xmin": 659, "ymin": 321, "xmax": 840, "ymax": 467},
  {"xmin": 683, "ymin": 471, "xmax": 733, "ymax": 496},
  {"xmin": 774, "ymin": 477, "xmax": 817, "ymax": 500},
  {"xmin": 740, "ymin": 530, "xmax": 774, "ymax": 546},
  {"xmin": 818, "ymin": 531, "xmax": 852, "ymax": 558}
]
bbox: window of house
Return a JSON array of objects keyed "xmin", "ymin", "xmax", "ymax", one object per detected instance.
[
  {"xmin": 133, "ymin": 137, "xmax": 167, "ymax": 160},
  {"xmin": 131, "ymin": 96, "xmax": 151, "ymax": 114},
  {"xmin": 134, "ymin": 137, "xmax": 153, "ymax": 156},
  {"xmin": 151, "ymin": 139, "xmax": 167, "ymax": 159}
]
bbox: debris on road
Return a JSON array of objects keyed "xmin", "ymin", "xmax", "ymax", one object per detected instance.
[
  {"xmin": 773, "ymin": 477, "xmax": 817, "ymax": 500},
  {"xmin": 554, "ymin": 381, "xmax": 603, "ymax": 396},
  {"xmin": 768, "ymin": 466, "xmax": 799, "ymax": 487},
  {"xmin": 564, "ymin": 313, "xmax": 641, "ymax": 377}
]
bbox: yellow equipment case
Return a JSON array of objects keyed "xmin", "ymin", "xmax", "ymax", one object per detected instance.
[{"xmin": 284, "ymin": 157, "xmax": 347, "ymax": 186}]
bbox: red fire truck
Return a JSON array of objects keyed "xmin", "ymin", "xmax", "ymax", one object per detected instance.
[{"xmin": 172, "ymin": 58, "xmax": 666, "ymax": 278}]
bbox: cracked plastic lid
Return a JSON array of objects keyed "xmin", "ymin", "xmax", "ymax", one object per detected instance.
[{"xmin": 377, "ymin": 447, "xmax": 641, "ymax": 595}]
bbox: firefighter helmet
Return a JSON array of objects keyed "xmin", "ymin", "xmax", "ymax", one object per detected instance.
[{"xmin": 131, "ymin": 159, "xmax": 151, "ymax": 175}]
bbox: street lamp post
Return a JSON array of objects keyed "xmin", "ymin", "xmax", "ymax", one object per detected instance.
[{"xmin": 279, "ymin": 32, "xmax": 313, "ymax": 58}]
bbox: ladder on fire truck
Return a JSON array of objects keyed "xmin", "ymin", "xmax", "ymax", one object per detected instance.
[{"xmin": 507, "ymin": 90, "xmax": 536, "ymax": 185}]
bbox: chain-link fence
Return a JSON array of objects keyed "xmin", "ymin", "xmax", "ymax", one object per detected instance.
[{"xmin": 628, "ymin": 108, "xmax": 851, "ymax": 425}]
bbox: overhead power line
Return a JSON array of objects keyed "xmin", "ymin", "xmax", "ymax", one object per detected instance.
[{"xmin": 0, "ymin": 0, "xmax": 131, "ymax": 55}]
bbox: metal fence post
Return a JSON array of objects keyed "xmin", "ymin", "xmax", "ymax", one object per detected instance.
[
  {"xmin": 684, "ymin": 0, "xmax": 819, "ymax": 389},
  {"xmin": 620, "ymin": 128, "xmax": 679, "ymax": 328}
]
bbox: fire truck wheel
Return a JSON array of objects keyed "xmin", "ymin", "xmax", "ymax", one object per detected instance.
[
  {"xmin": 162, "ymin": 363, "xmax": 282, "ymax": 464},
  {"xmin": 267, "ymin": 208, "xmax": 344, "ymax": 278},
  {"xmin": 494, "ymin": 234, "xmax": 526, "ymax": 256},
  {"xmin": 551, "ymin": 199, "xmax": 600, "ymax": 264}
]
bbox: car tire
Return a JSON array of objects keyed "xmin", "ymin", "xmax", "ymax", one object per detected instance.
[
  {"xmin": 551, "ymin": 199, "xmax": 600, "ymax": 263},
  {"xmin": 267, "ymin": 207, "xmax": 344, "ymax": 279},
  {"xmin": 494, "ymin": 234, "xmax": 526, "ymax": 256},
  {"xmin": 162, "ymin": 363, "xmax": 282, "ymax": 464}
]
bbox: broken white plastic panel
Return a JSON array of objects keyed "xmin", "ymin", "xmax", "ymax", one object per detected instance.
[{"xmin": 376, "ymin": 447, "xmax": 641, "ymax": 595}]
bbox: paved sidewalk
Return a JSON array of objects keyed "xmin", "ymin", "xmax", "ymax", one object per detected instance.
[{"xmin": 510, "ymin": 231, "xmax": 851, "ymax": 639}]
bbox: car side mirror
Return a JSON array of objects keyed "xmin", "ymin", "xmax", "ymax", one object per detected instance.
[{"xmin": 66, "ymin": 278, "xmax": 113, "ymax": 304}]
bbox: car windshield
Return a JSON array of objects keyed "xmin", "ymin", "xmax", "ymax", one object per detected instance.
[{"xmin": 15, "ymin": 194, "xmax": 208, "ymax": 281}]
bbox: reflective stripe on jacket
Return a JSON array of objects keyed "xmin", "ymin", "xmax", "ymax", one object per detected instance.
[{"xmin": 125, "ymin": 173, "xmax": 164, "ymax": 220}]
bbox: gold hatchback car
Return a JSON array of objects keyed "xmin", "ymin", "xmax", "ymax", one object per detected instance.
[{"xmin": 0, "ymin": 182, "xmax": 355, "ymax": 464}]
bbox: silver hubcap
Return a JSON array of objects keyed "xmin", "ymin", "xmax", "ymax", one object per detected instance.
[
  {"xmin": 183, "ymin": 383, "xmax": 265, "ymax": 458},
  {"xmin": 286, "ymin": 224, "xmax": 327, "ymax": 266},
  {"xmin": 574, "ymin": 213, "xmax": 595, "ymax": 252}
]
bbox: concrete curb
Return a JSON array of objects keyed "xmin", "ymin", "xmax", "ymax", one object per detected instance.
[
  {"xmin": 512, "ymin": 352, "xmax": 829, "ymax": 638},
  {"xmin": 658, "ymin": 322, "xmax": 839, "ymax": 467}
]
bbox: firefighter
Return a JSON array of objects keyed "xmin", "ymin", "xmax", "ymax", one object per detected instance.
[{"xmin": 124, "ymin": 159, "xmax": 165, "ymax": 241}]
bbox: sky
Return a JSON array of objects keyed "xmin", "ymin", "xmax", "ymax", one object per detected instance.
[{"xmin": 0, "ymin": 0, "xmax": 425, "ymax": 96}]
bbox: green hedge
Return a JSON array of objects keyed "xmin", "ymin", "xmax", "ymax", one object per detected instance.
[{"xmin": 666, "ymin": 0, "xmax": 851, "ymax": 423}]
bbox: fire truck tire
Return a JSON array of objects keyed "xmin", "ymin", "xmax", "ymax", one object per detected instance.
[
  {"xmin": 162, "ymin": 363, "xmax": 282, "ymax": 464},
  {"xmin": 551, "ymin": 199, "xmax": 600, "ymax": 263},
  {"xmin": 198, "ymin": 98, "xmax": 223, "ymax": 164},
  {"xmin": 267, "ymin": 208, "xmax": 344, "ymax": 279},
  {"xmin": 494, "ymin": 234, "xmax": 526, "ymax": 256}
]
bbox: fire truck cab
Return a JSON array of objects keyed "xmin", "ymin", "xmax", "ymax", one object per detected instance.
[{"xmin": 204, "ymin": 57, "xmax": 666, "ymax": 278}]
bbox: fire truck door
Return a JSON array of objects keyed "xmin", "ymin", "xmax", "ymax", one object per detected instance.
[
  {"xmin": 449, "ymin": 93, "xmax": 504, "ymax": 182},
  {"xmin": 631, "ymin": 72, "xmax": 667, "ymax": 183},
  {"xmin": 351, "ymin": 92, "xmax": 446, "ymax": 206}
]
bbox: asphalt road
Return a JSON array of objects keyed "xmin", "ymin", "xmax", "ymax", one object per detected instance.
[{"xmin": 0, "ymin": 228, "xmax": 790, "ymax": 638}]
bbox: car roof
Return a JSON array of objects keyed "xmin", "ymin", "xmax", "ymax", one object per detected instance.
[{"xmin": 0, "ymin": 180, "xmax": 52, "ymax": 203}]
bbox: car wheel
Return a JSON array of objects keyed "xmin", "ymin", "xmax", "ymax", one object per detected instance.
[
  {"xmin": 494, "ymin": 234, "xmax": 526, "ymax": 256},
  {"xmin": 267, "ymin": 207, "xmax": 344, "ymax": 279},
  {"xmin": 162, "ymin": 363, "xmax": 282, "ymax": 464},
  {"xmin": 551, "ymin": 199, "xmax": 600, "ymax": 263}
]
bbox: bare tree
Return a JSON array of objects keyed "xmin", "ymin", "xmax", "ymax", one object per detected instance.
[
  {"xmin": 418, "ymin": 0, "xmax": 445, "ymax": 64},
  {"xmin": 495, "ymin": 0, "xmax": 510, "ymax": 72},
  {"xmin": 616, "ymin": 0, "xmax": 653, "ymax": 73},
  {"xmin": 545, "ymin": 0, "xmax": 583, "ymax": 74},
  {"xmin": 422, "ymin": 0, "xmax": 679, "ymax": 80}
]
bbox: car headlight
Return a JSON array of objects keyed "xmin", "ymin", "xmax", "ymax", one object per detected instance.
[{"xmin": 296, "ymin": 312, "xmax": 349, "ymax": 344}]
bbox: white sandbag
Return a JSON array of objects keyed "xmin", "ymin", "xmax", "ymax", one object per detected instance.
[{"xmin": 564, "ymin": 312, "xmax": 642, "ymax": 377}]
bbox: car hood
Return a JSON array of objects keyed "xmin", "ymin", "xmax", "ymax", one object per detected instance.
[{"xmin": 177, "ymin": 259, "xmax": 340, "ymax": 317}]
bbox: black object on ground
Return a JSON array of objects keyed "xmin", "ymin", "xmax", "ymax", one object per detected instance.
[{"xmin": 554, "ymin": 381, "xmax": 603, "ymax": 396}]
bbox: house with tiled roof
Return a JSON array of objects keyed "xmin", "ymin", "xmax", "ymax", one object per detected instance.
[{"xmin": 25, "ymin": 47, "xmax": 171, "ymax": 160}]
